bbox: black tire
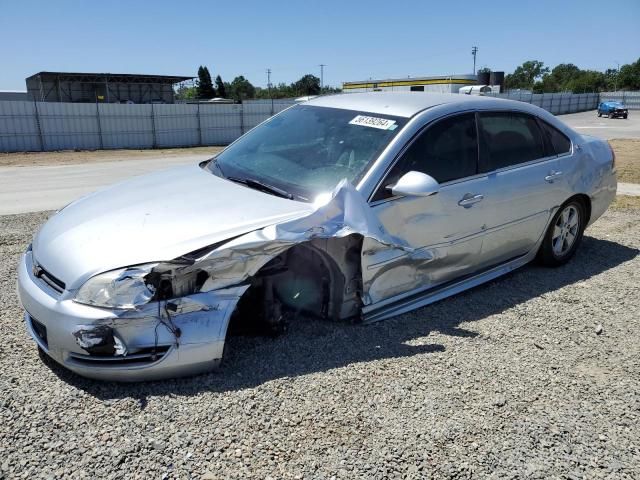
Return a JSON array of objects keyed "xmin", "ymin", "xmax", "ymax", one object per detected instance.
[
  {"xmin": 597, "ymin": 111, "xmax": 602, "ymax": 117},
  {"xmin": 537, "ymin": 199, "xmax": 586, "ymax": 267},
  {"xmin": 624, "ymin": 114, "xmax": 628, "ymax": 119}
]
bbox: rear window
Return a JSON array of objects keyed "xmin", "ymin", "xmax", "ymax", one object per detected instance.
[
  {"xmin": 478, "ymin": 112, "xmax": 546, "ymax": 171},
  {"xmin": 539, "ymin": 121, "xmax": 571, "ymax": 155}
]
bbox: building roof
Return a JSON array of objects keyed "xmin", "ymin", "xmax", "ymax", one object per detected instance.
[
  {"xmin": 343, "ymin": 74, "xmax": 477, "ymax": 89},
  {"xmin": 26, "ymin": 71, "xmax": 193, "ymax": 84},
  {"xmin": 307, "ymin": 92, "xmax": 501, "ymax": 117}
]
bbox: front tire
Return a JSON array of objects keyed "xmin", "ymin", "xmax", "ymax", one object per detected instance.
[
  {"xmin": 537, "ymin": 200, "xmax": 585, "ymax": 267},
  {"xmin": 597, "ymin": 111, "xmax": 602, "ymax": 117}
]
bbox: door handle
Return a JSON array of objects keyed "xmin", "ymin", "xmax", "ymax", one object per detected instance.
[
  {"xmin": 458, "ymin": 193, "xmax": 484, "ymax": 207},
  {"xmin": 544, "ymin": 171, "xmax": 563, "ymax": 183}
]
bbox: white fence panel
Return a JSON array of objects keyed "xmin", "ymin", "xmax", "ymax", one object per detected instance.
[
  {"xmin": 38, "ymin": 102, "xmax": 101, "ymax": 150},
  {"xmin": 154, "ymin": 104, "xmax": 200, "ymax": 148},
  {"xmin": 98, "ymin": 103, "xmax": 154, "ymax": 149},
  {"xmin": 0, "ymin": 101, "xmax": 40, "ymax": 152},
  {"xmin": 200, "ymin": 104, "xmax": 243, "ymax": 145},
  {"xmin": 485, "ymin": 92, "xmax": 599, "ymax": 114}
]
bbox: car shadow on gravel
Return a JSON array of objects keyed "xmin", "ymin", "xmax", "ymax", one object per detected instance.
[{"xmin": 44, "ymin": 235, "xmax": 638, "ymax": 403}]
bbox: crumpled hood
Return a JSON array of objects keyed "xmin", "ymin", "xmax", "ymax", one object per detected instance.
[{"xmin": 32, "ymin": 164, "xmax": 313, "ymax": 289}]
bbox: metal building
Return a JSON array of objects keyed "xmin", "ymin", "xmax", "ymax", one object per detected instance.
[
  {"xmin": 0, "ymin": 90, "xmax": 29, "ymax": 101},
  {"xmin": 25, "ymin": 72, "xmax": 194, "ymax": 104},
  {"xmin": 342, "ymin": 74, "xmax": 477, "ymax": 93}
]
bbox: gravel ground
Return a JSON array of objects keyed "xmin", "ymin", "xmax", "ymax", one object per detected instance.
[{"xmin": 1, "ymin": 208, "xmax": 639, "ymax": 479}]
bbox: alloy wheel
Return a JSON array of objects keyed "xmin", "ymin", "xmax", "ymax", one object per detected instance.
[{"xmin": 552, "ymin": 205, "xmax": 580, "ymax": 257}]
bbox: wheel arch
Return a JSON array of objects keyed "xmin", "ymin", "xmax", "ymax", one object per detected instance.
[
  {"xmin": 570, "ymin": 193, "xmax": 592, "ymax": 225},
  {"xmin": 227, "ymin": 235, "xmax": 363, "ymax": 335}
]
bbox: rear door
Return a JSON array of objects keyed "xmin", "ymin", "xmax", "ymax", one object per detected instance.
[
  {"xmin": 362, "ymin": 112, "xmax": 489, "ymax": 304},
  {"xmin": 474, "ymin": 111, "xmax": 566, "ymax": 268}
]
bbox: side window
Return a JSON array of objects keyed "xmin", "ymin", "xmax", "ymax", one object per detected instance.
[
  {"xmin": 539, "ymin": 120, "xmax": 571, "ymax": 155},
  {"xmin": 478, "ymin": 112, "xmax": 546, "ymax": 172},
  {"xmin": 372, "ymin": 113, "xmax": 478, "ymax": 201}
]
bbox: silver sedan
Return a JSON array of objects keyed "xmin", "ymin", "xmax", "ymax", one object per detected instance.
[{"xmin": 17, "ymin": 92, "xmax": 617, "ymax": 381}]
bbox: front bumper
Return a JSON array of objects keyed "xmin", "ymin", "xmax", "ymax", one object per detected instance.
[{"xmin": 17, "ymin": 251, "xmax": 247, "ymax": 381}]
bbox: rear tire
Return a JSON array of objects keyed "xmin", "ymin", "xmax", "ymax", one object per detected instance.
[{"xmin": 537, "ymin": 200, "xmax": 586, "ymax": 267}]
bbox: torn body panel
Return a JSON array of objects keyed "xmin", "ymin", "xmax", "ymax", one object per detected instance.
[
  {"xmin": 19, "ymin": 181, "xmax": 425, "ymax": 380},
  {"xmin": 18, "ymin": 250, "xmax": 249, "ymax": 380}
]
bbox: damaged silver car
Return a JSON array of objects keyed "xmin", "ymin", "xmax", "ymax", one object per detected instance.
[{"xmin": 17, "ymin": 92, "xmax": 617, "ymax": 381}]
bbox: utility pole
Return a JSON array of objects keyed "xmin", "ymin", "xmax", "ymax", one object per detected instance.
[
  {"xmin": 266, "ymin": 68, "xmax": 272, "ymax": 97},
  {"xmin": 614, "ymin": 61, "xmax": 620, "ymax": 92},
  {"xmin": 471, "ymin": 46, "xmax": 478, "ymax": 75},
  {"xmin": 319, "ymin": 64, "xmax": 326, "ymax": 92}
]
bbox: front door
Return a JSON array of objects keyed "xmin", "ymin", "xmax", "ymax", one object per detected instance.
[{"xmin": 362, "ymin": 112, "xmax": 489, "ymax": 305}]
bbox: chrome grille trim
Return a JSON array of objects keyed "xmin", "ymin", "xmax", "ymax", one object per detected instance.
[{"xmin": 32, "ymin": 260, "xmax": 66, "ymax": 294}]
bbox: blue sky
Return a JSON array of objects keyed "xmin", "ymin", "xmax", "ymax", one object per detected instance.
[{"xmin": 1, "ymin": 0, "xmax": 638, "ymax": 90}]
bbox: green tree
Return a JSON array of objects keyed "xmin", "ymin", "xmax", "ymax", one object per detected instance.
[
  {"xmin": 477, "ymin": 67, "xmax": 492, "ymax": 74},
  {"xmin": 534, "ymin": 63, "xmax": 608, "ymax": 93},
  {"xmin": 228, "ymin": 76, "xmax": 256, "ymax": 101},
  {"xmin": 293, "ymin": 74, "xmax": 321, "ymax": 96},
  {"xmin": 321, "ymin": 86, "xmax": 342, "ymax": 95},
  {"xmin": 504, "ymin": 60, "xmax": 549, "ymax": 91},
  {"xmin": 618, "ymin": 58, "xmax": 640, "ymax": 90},
  {"xmin": 215, "ymin": 75, "xmax": 227, "ymax": 98},
  {"xmin": 196, "ymin": 66, "xmax": 216, "ymax": 99},
  {"xmin": 175, "ymin": 85, "xmax": 197, "ymax": 100}
]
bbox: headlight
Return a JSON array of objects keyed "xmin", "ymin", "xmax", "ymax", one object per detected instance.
[{"xmin": 74, "ymin": 263, "xmax": 159, "ymax": 309}]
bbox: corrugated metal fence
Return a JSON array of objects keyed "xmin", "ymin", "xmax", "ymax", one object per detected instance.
[
  {"xmin": 0, "ymin": 99, "xmax": 295, "ymax": 153},
  {"xmin": 485, "ymin": 92, "xmax": 599, "ymax": 115},
  {"xmin": 599, "ymin": 91, "xmax": 640, "ymax": 110},
  {"xmin": 0, "ymin": 92, "xmax": 636, "ymax": 153}
]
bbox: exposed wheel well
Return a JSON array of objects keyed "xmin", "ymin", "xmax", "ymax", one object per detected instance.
[{"xmin": 227, "ymin": 240, "xmax": 359, "ymax": 336}]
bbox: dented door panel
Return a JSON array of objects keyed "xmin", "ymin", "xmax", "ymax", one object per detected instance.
[{"xmin": 363, "ymin": 176, "xmax": 488, "ymax": 304}]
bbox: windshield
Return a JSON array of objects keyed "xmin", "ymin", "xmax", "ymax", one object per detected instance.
[{"xmin": 208, "ymin": 104, "xmax": 407, "ymax": 201}]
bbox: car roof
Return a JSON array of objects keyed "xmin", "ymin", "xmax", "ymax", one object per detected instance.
[{"xmin": 306, "ymin": 92, "xmax": 503, "ymax": 118}]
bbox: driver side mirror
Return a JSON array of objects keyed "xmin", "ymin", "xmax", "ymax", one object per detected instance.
[{"xmin": 388, "ymin": 171, "xmax": 440, "ymax": 197}]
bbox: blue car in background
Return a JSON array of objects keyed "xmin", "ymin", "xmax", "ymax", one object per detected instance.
[{"xmin": 597, "ymin": 101, "xmax": 628, "ymax": 119}]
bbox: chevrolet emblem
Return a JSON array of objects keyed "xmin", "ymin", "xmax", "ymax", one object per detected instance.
[{"xmin": 32, "ymin": 264, "xmax": 43, "ymax": 278}]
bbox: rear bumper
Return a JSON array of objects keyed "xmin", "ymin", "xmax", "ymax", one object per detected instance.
[{"xmin": 17, "ymin": 251, "xmax": 247, "ymax": 381}]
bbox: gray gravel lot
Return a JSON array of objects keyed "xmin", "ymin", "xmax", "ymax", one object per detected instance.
[{"xmin": 1, "ymin": 208, "xmax": 639, "ymax": 479}]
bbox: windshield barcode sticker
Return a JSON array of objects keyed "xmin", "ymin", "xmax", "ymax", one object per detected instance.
[{"xmin": 349, "ymin": 115, "xmax": 397, "ymax": 130}]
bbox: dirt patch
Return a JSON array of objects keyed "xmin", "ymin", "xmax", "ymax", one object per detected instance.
[
  {"xmin": 609, "ymin": 138, "xmax": 640, "ymax": 184},
  {"xmin": 611, "ymin": 195, "xmax": 640, "ymax": 210},
  {"xmin": 0, "ymin": 146, "xmax": 224, "ymax": 168}
]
